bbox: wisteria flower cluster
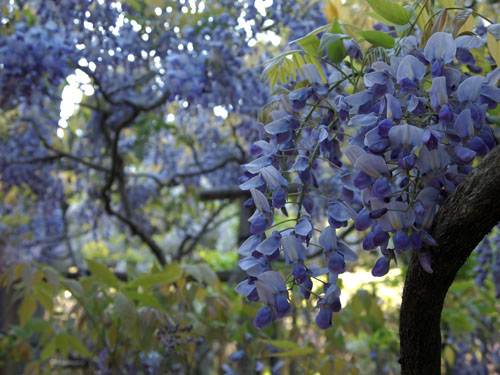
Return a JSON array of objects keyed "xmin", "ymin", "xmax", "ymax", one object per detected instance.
[
  {"xmin": 0, "ymin": 21, "xmax": 78, "ymax": 108},
  {"xmin": 237, "ymin": 30, "xmax": 500, "ymax": 329}
]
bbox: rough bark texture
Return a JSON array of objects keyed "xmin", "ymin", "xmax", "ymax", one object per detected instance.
[{"xmin": 399, "ymin": 145, "xmax": 500, "ymax": 375}]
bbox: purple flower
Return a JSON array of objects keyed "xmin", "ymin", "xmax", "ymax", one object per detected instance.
[
  {"xmin": 299, "ymin": 277, "xmax": 313, "ymax": 300},
  {"xmin": 355, "ymin": 209, "xmax": 373, "ymax": 231},
  {"xmin": 430, "ymin": 77, "xmax": 448, "ymax": 109},
  {"xmin": 424, "ymin": 32, "xmax": 456, "ymax": 76},
  {"xmin": 254, "ymin": 306, "xmax": 275, "ymax": 329},
  {"xmin": 315, "ymin": 308, "xmax": 332, "ymax": 330},
  {"xmin": 438, "ymin": 104, "xmax": 454, "ymax": 124},
  {"xmin": 377, "ymin": 119, "xmax": 394, "ymax": 137},
  {"xmin": 256, "ymin": 231, "xmax": 282, "ymax": 257},
  {"xmin": 397, "ymin": 55, "xmax": 425, "ymax": 88},
  {"xmin": 454, "ymin": 147, "xmax": 476, "ymax": 164},
  {"xmin": 372, "ymin": 257, "xmax": 390, "ymax": 277},
  {"xmin": 272, "ymin": 189, "xmax": 286, "ymax": 208},
  {"xmin": 393, "ymin": 231, "xmax": 411, "ymax": 252},
  {"xmin": 328, "ymin": 252, "xmax": 346, "ymax": 274},
  {"xmin": 275, "ymin": 293, "xmax": 291, "ymax": 318},
  {"xmin": 372, "ymin": 178, "xmax": 391, "ymax": 198},
  {"xmin": 292, "ymin": 263, "xmax": 307, "ymax": 284},
  {"xmin": 453, "ymin": 109, "xmax": 474, "ymax": 139}
]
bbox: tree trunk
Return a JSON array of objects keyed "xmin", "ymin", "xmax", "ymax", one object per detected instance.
[{"xmin": 399, "ymin": 145, "xmax": 500, "ymax": 375}]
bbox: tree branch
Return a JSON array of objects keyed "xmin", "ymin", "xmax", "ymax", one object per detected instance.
[
  {"xmin": 174, "ymin": 203, "xmax": 230, "ymax": 261},
  {"xmin": 133, "ymin": 156, "xmax": 242, "ymax": 190},
  {"xmin": 399, "ymin": 145, "xmax": 500, "ymax": 375}
]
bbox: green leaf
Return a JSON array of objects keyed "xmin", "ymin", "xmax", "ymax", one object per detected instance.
[
  {"xmin": 55, "ymin": 334, "xmax": 69, "ymax": 357},
  {"xmin": 487, "ymin": 24, "xmax": 500, "ymax": 66},
  {"xmin": 62, "ymin": 279, "xmax": 84, "ymax": 298},
  {"xmin": 127, "ymin": 263, "xmax": 183, "ymax": 289},
  {"xmin": 21, "ymin": 262, "xmax": 34, "ymax": 294},
  {"xmin": 41, "ymin": 339, "xmax": 56, "ymax": 360},
  {"xmin": 113, "ymin": 292, "xmax": 137, "ymax": 324},
  {"xmin": 452, "ymin": 9, "xmax": 472, "ymax": 38},
  {"xmin": 34, "ymin": 286, "xmax": 54, "ymax": 311},
  {"xmin": 267, "ymin": 347, "xmax": 315, "ymax": 357},
  {"xmin": 86, "ymin": 259, "xmax": 120, "ymax": 288},
  {"xmin": 43, "ymin": 267, "xmax": 60, "ymax": 291},
  {"xmin": 197, "ymin": 264, "xmax": 217, "ymax": 285},
  {"xmin": 350, "ymin": 295, "xmax": 363, "ymax": 317},
  {"xmin": 125, "ymin": 291, "xmax": 163, "ymax": 309},
  {"xmin": 366, "ymin": 0, "xmax": 411, "ymax": 25},
  {"xmin": 369, "ymin": 299, "xmax": 385, "ymax": 326},
  {"xmin": 437, "ymin": 0, "xmax": 454, "ymax": 7},
  {"xmin": 327, "ymin": 19, "xmax": 346, "ymax": 63},
  {"xmin": 260, "ymin": 339, "xmax": 298, "ymax": 350},
  {"xmin": 262, "ymin": 50, "xmax": 305, "ymax": 90},
  {"xmin": 318, "ymin": 33, "xmax": 350, "ymax": 53},
  {"xmin": 443, "ymin": 345, "xmax": 455, "ymax": 365},
  {"xmin": 295, "ymin": 34, "xmax": 321, "ymax": 56},
  {"xmin": 488, "ymin": 24, "xmax": 500, "ymax": 41},
  {"xmin": 289, "ymin": 24, "xmax": 331, "ymax": 44},
  {"xmin": 18, "ymin": 294, "xmax": 37, "ymax": 326},
  {"xmin": 182, "ymin": 264, "xmax": 203, "ymax": 283},
  {"xmin": 65, "ymin": 335, "xmax": 92, "ymax": 357},
  {"xmin": 356, "ymin": 30, "xmax": 395, "ymax": 48}
]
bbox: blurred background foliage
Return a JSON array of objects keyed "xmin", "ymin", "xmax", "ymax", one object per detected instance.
[{"xmin": 0, "ymin": 0, "xmax": 499, "ymax": 374}]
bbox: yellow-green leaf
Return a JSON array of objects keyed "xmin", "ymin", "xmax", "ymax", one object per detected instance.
[
  {"xmin": 366, "ymin": 0, "xmax": 411, "ymax": 26},
  {"xmin": 487, "ymin": 25, "xmax": 500, "ymax": 66},
  {"xmin": 62, "ymin": 279, "xmax": 84, "ymax": 298},
  {"xmin": 125, "ymin": 291, "xmax": 163, "ymax": 309},
  {"xmin": 18, "ymin": 294, "xmax": 37, "ymax": 326},
  {"xmin": 443, "ymin": 345, "xmax": 455, "ymax": 365},
  {"xmin": 66, "ymin": 335, "xmax": 91, "ymax": 357},
  {"xmin": 437, "ymin": 0, "xmax": 454, "ymax": 7},
  {"xmin": 114, "ymin": 292, "xmax": 137, "ymax": 324},
  {"xmin": 22, "ymin": 262, "xmax": 34, "ymax": 294},
  {"xmin": 55, "ymin": 334, "xmax": 69, "ymax": 357},
  {"xmin": 356, "ymin": 30, "xmax": 395, "ymax": 48},
  {"xmin": 325, "ymin": 0, "xmax": 341, "ymax": 22},
  {"xmin": 86, "ymin": 258, "xmax": 119, "ymax": 288},
  {"xmin": 327, "ymin": 19, "xmax": 346, "ymax": 63},
  {"xmin": 295, "ymin": 34, "xmax": 320, "ymax": 56},
  {"xmin": 41, "ymin": 339, "xmax": 56, "ymax": 360},
  {"xmin": 260, "ymin": 339, "xmax": 298, "ymax": 350},
  {"xmin": 197, "ymin": 264, "xmax": 217, "ymax": 285},
  {"xmin": 267, "ymin": 347, "xmax": 315, "ymax": 357},
  {"xmin": 369, "ymin": 299, "xmax": 385, "ymax": 326},
  {"xmin": 127, "ymin": 263, "xmax": 183, "ymax": 289},
  {"xmin": 43, "ymin": 267, "xmax": 59, "ymax": 291},
  {"xmin": 34, "ymin": 286, "xmax": 53, "ymax": 312},
  {"xmin": 319, "ymin": 32, "xmax": 349, "ymax": 53},
  {"xmin": 452, "ymin": 9, "xmax": 472, "ymax": 38}
]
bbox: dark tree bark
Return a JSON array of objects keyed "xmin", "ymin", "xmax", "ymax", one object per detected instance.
[{"xmin": 399, "ymin": 145, "xmax": 500, "ymax": 375}]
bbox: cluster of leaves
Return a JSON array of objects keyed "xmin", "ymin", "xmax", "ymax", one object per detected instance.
[
  {"xmin": 0, "ymin": 260, "xmax": 232, "ymax": 374},
  {"xmin": 0, "ymin": 259, "xmax": 373, "ymax": 375},
  {"xmin": 236, "ymin": 0, "xmax": 500, "ymax": 331}
]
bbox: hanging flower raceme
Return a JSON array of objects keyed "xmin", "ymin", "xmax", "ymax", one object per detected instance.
[{"xmin": 237, "ymin": 22, "xmax": 500, "ymax": 330}]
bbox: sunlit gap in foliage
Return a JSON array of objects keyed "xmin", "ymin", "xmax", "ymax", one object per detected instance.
[{"xmin": 58, "ymin": 70, "xmax": 94, "ymax": 139}]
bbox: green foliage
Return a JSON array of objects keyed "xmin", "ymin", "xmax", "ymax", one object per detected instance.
[
  {"xmin": 0, "ymin": 261, "xmax": 226, "ymax": 373},
  {"xmin": 356, "ymin": 30, "xmax": 395, "ymax": 48},
  {"xmin": 327, "ymin": 19, "xmax": 346, "ymax": 63},
  {"xmin": 366, "ymin": 0, "xmax": 411, "ymax": 25}
]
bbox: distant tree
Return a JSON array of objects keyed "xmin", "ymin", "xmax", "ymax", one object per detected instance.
[{"xmin": 0, "ymin": 0, "xmax": 324, "ymax": 268}]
